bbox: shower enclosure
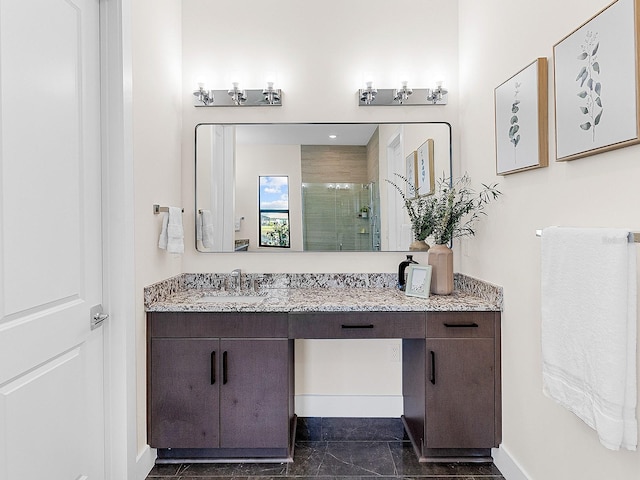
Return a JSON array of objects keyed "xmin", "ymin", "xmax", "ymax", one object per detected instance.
[{"xmin": 302, "ymin": 182, "xmax": 381, "ymax": 251}]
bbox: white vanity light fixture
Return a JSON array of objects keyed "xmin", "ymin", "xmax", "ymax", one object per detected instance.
[
  {"xmin": 393, "ymin": 80, "xmax": 413, "ymax": 104},
  {"xmin": 359, "ymin": 80, "xmax": 378, "ymax": 105},
  {"xmin": 262, "ymin": 81, "xmax": 281, "ymax": 105},
  {"xmin": 193, "ymin": 78, "xmax": 214, "ymax": 106},
  {"xmin": 426, "ymin": 81, "xmax": 448, "ymax": 104},
  {"xmin": 227, "ymin": 81, "xmax": 248, "ymax": 105}
]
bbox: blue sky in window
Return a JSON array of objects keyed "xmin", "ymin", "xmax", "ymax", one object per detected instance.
[{"xmin": 259, "ymin": 176, "xmax": 289, "ymax": 210}]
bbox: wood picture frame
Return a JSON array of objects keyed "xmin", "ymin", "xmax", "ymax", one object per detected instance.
[
  {"xmin": 495, "ymin": 58, "xmax": 549, "ymax": 175},
  {"xmin": 405, "ymin": 150, "xmax": 418, "ymax": 198},
  {"xmin": 416, "ymin": 139, "xmax": 435, "ymax": 194},
  {"xmin": 553, "ymin": 0, "xmax": 640, "ymax": 161},
  {"xmin": 405, "ymin": 265, "xmax": 432, "ymax": 298}
]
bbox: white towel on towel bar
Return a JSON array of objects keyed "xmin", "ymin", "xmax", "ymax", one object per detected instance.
[
  {"xmin": 158, "ymin": 206, "xmax": 184, "ymax": 254},
  {"xmin": 197, "ymin": 210, "xmax": 215, "ymax": 249},
  {"xmin": 541, "ymin": 226, "xmax": 637, "ymax": 450}
]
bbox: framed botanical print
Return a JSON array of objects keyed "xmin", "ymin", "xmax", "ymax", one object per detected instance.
[
  {"xmin": 495, "ymin": 58, "xmax": 549, "ymax": 174},
  {"xmin": 416, "ymin": 139, "xmax": 435, "ymax": 194},
  {"xmin": 405, "ymin": 150, "xmax": 418, "ymax": 198},
  {"xmin": 553, "ymin": 0, "xmax": 640, "ymax": 161}
]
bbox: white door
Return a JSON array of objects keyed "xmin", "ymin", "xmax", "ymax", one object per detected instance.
[
  {"xmin": 0, "ymin": 0, "xmax": 105, "ymax": 479},
  {"xmin": 386, "ymin": 131, "xmax": 412, "ymax": 251}
]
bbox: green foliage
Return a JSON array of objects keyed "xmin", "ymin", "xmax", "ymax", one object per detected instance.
[
  {"xmin": 386, "ymin": 173, "xmax": 502, "ymax": 245},
  {"xmin": 386, "ymin": 173, "xmax": 435, "ymax": 241}
]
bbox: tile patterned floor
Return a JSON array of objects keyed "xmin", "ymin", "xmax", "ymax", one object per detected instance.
[{"xmin": 146, "ymin": 418, "xmax": 505, "ymax": 480}]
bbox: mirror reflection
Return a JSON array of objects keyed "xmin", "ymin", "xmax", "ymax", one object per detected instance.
[{"xmin": 195, "ymin": 123, "xmax": 452, "ymax": 252}]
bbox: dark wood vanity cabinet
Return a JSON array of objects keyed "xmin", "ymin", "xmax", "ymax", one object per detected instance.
[
  {"xmin": 403, "ymin": 311, "xmax": 501, "ymax": 462},
  {"xmin": 147, "ymin": 312, "xmax": 293, "ymax": 460},
  {"xmin": 148, "ymin": 308, "xmax": 501, "ymax": 463}
]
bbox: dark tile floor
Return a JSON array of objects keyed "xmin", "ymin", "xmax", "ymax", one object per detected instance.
[{"xmin": 146, "ymin": 418, "xmax": 505, "ymax": 480}]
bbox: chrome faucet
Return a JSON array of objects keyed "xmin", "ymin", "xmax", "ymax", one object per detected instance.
[{"xmin": 229, "ymin": 268, "xmax": 242, "ymax": 292}]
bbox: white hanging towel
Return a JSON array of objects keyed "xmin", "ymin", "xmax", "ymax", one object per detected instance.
[
  {"xmin": 158, "ymin": 206, "xmax": 184, "ymax": 254},
  {"xmin": 541, "ymin": 226, "xmax": 637, "ymax": 450},
  {"xmin": 197, "ymin": 210, "xmax": 215, "ymax": 249}
]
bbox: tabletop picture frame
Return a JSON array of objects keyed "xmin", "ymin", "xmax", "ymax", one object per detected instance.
[
  {"xmin": 494, "ymin": 58, "xmax": 548, "ymax": 175},
  {"xmin": 553, "ymin": 0, "xmax": 640, "ymax": 161},
  {"xmin": 405, "ymin": 265, "xmax": 432, "ymax": 298}
]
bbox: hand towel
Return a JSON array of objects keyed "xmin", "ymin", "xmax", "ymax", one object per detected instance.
[
  {"xmin": 199, "ymin": 210, "xmax": 214, "ymax": 249},
  {"xmin": 541, "ymin": 226, "xmax": 637, "ymax": 451},
  {"xmin": 158, "ymin": 207, "xmax": 184, "ymax": 254}
]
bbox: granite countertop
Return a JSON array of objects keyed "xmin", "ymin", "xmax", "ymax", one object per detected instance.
[{"xmin": 145, "ymin": 273, "xmax": 502, "ymax": 313}]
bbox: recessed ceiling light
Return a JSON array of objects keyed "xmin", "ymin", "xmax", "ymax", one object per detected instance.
[{"xmin": 329, "ymin": 134, "xmax": 337, "ymax": 139}]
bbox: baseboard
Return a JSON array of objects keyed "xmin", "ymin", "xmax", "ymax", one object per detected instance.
[
  {"xmin": 492, "ymin": 445, "xmax": 529, "ymax": 480},
  {"xmin": 294, "ymin": 395, "xmax": 403, "ymax": 417},
  {"xmin": 135, "ymin": 445, "xmax": 157, "ymax": 480}
]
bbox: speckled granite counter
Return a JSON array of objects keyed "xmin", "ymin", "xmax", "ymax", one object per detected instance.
[{"xmin": 145, "ymin": 273, "xmax": 502, "ymax": 313}]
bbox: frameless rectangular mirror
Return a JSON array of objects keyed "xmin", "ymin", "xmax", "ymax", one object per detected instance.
[{"xmin": 195, "ymin": 122, "xmax": 452, "ymax": 252}]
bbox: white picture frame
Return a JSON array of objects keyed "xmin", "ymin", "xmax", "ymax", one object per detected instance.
[{"xmin": 405, "ymin": 265, "xmax": 432, "ymax": 298}]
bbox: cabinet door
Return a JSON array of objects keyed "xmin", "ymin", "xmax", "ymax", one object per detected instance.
[
  {"xmin": 149, "ymin": 338, "xmax": 220, "ymax": 448},
  {"xmin": 220, "ymin": 339, "xmax": 289, "ymax": 449},
  {"xmin": 425, "ymin": 338, "xmax": 495, "ymax": 448}
]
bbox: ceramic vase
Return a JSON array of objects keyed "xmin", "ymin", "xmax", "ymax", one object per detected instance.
[
  {"xmin": 428, "ymin": 244, "xmax": 454, "ymax": 295},
  {"xmin": 409, "ymin": 239, "xmax": 430, "ymax": 252}
]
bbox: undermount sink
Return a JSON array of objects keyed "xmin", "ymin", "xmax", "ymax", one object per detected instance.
[{"xmin": 195, "ymin": 295, "xmax": 264, "ymax": 304}]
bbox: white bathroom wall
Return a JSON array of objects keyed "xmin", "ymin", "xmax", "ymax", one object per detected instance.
[
  {"xmin": 179, "ymin": 0, "xmax": 459, "ymax": 417},
  {"xmin": 458, "ymin": 0, "xmax": 640, "ymax": 478},
  {"xmin": 132, "ymin": 0, "xmax": 183, "ymax": 455}
]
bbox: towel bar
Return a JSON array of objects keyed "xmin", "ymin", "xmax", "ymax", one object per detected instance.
[
  {"xmin": 536, "ymin": 229, "xmax": 640, "ymax": 243},
  {"xmin": 153, "ymin": 204, "xmax": 184, "ymax": 215}
]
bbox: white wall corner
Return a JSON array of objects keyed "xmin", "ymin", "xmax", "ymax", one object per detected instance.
[
  {"xmin": 135, "ymin": 445, "xmax": 156, "ymax": 480},
  {"xmin": 492, "ymin": 445, "xmax": 530, "ymax": 480}
]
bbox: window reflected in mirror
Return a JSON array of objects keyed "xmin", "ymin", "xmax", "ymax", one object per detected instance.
[{"xmin": 259, "ymin": 176, "xmax": 290, "ymax": 248}]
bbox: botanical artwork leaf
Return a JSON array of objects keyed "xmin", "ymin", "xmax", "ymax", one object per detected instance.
[
  {"xmin": 507, "ymin": 80, "xmax": 521, "ymax": 161},
  {"xmin": 594, "ymin": 110, "xmax": 603, "ymax": 125},
  {"xmin": 576, "ymin": 31, "xmax": 603, "ymax": 142}
]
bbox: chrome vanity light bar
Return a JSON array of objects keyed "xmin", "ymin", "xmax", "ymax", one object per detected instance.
[{"xmin": 193, "ymin": 81, "xmax": 282, "ymax": 107}]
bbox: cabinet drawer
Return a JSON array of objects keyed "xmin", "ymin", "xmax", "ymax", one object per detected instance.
[
  {"xmin": 426, "ymin": 311, "xmax": 498, "ymax": 338},
  {"xmin": 148, "ymin": 312, "xmax": 288, "ymax": 338},
  {"xmin": 289, "ymin": 312, "xmax": 426, "ymax": 338}
]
